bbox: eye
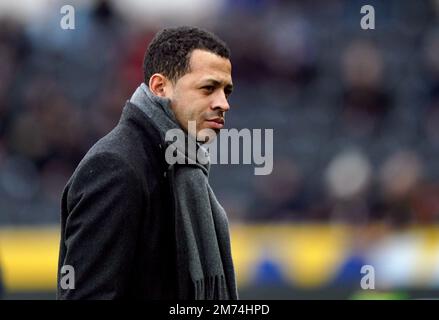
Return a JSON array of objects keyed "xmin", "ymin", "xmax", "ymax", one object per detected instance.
[{"xmin": 202, "ymin": 86, "xmax": 215, "ymax": 94}]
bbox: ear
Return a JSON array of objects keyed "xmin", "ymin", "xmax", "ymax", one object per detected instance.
[{"xmin": 149, "ymin": 73, "xmax": 170, "ymax": 97}]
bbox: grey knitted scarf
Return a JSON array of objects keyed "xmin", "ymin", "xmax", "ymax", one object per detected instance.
[{"xmin": 130, "ymin": 83, "xmax": 238, "ymax": 300}]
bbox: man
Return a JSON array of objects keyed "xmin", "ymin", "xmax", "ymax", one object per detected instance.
[{"xmin": 57, "ymin": 26, "xmax": 238, "ymax": 300}]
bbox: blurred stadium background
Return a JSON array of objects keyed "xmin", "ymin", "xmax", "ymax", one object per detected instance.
[{"xmin": 0, "ymin": 0, "xmax": 439, "ymax": 299}]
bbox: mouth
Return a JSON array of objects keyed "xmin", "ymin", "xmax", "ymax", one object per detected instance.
[{"xmin": 205, "ymin": 117, "xmax": 224, "ymax": 129}]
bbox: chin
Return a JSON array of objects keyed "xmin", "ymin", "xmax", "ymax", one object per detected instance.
[{"xmin": 197, "ymin": 129, "xmax": 218, "ymax": 144}]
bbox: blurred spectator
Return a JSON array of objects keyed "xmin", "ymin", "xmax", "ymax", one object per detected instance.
[
  {"xmin": 422, "ymin": 29, "xmax": 439, "ymax": 146},
  {"xmin": 324, "ymin": 148, "xmax": 372, "ymax": 224},
  {"xmin": 248, "ymin": 158, "xmax": 309, "ymax": 221},
  {"xmin": 376, "ymin": 150, "xmax": 423, "ymax": 226},
  {"xmin": 0, "ymin": 18, "xmax": 30, "ymax": 141},
  {"xmin": 411, "ymin": 182, "xmax": 439, "ymax": 224},
  {"xmin": 265, "ymin": 8, "xmax": 318, "ymax": 87},
  {"xmin": 339, "ymin": 40, "xmax": 392, "ymax": 138}
]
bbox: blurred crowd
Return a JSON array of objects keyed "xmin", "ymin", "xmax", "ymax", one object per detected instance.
[{"xmin": 0, "ymin": 0, "xmax": 438, "ymax": 226}]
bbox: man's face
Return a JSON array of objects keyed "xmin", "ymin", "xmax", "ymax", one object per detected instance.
[{"xmin": 166, "ymin": 49, "xmax": 233, "ymax": 143}]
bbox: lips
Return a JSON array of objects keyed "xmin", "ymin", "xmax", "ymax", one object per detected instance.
[
  {"xmin": 208, "ymin": 117, "xmax": 224, "ymax": 125},
  {"xmin": 205, "ymin": 117, "xmax": 224, "ymax": 129}
]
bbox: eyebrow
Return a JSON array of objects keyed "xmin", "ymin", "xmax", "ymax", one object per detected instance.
[{"xmin": 200, "ymin": 78, "xmax": 234, "ymax": 92}]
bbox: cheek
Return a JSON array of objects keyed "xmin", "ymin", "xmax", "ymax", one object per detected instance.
[
  {"xmin": 172, "ymin": 92, "xmax": 211, "ymax": 128},
  {"xmin": 188, "ymin": 99, "xmax": 209, "ymax": 121},
  {"xmin": 171, "ymin": 100, "xmax": 189, "ymax": 130},
  {"xmin": 174, "ymin": 105, "xmax": 201, "ymax": 131}
]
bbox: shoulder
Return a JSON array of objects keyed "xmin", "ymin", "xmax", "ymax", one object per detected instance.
[
  {"xmin": 62, "ymin": 150, "xmax": 144, "ymax": 212},
  {"xmin": 95, "ymin": 104, "xmax": 164, "ymax": 169},
  {"xmin": 69, "ymin": 151, "xmax": 139, "ymax": 192}
]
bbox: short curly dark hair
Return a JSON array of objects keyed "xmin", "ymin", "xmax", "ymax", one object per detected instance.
[{"xmin": 143, "ymin": 26, "xmax": 230, "ymax": 85}]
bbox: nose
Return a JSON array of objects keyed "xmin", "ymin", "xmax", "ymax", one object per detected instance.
[{"xmin": 212, "ymin": 91, "xmax": 230, "ymax": 112}]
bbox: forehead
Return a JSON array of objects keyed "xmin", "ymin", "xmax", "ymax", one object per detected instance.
[{"xmin": 185, "ymin": 49, "xmax": 232, "ymax": 84}]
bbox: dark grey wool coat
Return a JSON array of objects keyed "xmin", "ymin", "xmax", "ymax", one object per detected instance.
[{"xmin": 57, "ymin": 101, "xmax": 179, "ymax": 299}]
